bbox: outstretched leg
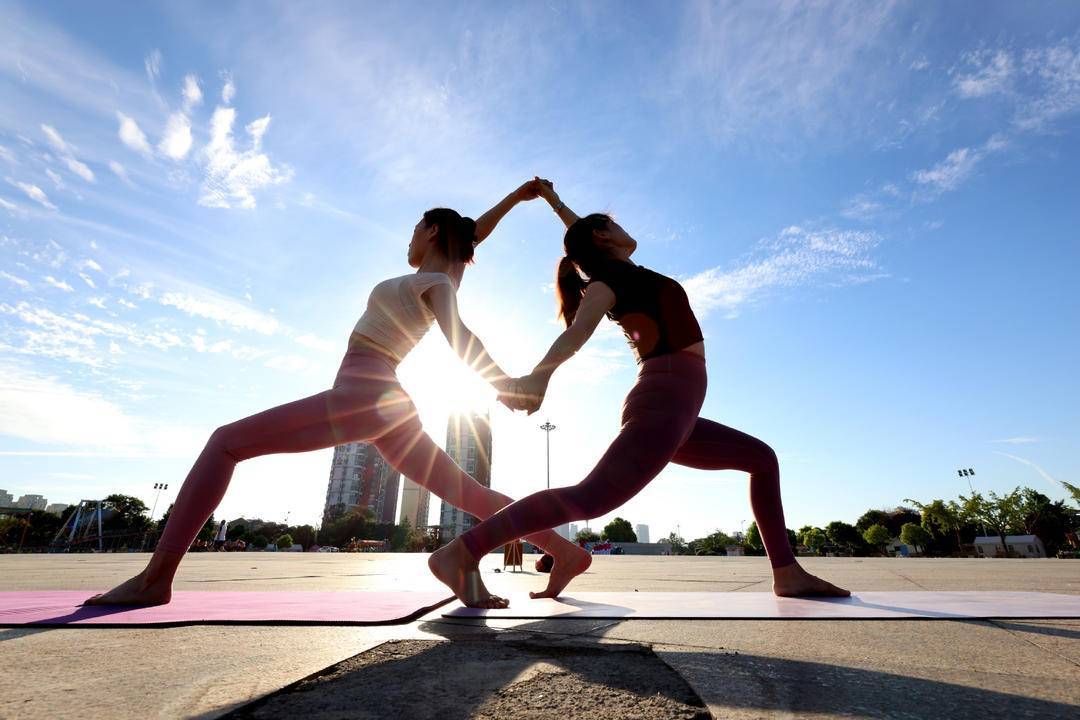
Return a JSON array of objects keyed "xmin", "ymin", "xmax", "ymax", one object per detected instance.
[
  {"xmin": 86, "ymin": 373, "xmax": 403, "ymax": 605},
  {"xmin": 671, "ymin": 418, "xmax": 849, "ymax": 597},
  {"xmin": 373, "ymin": 413, "xmax": 591, "ymax": 607}
]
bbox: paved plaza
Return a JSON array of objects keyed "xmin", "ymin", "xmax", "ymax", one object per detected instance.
[{"xmin": 1, "ymin": 554, "xmax": 1077, "ymax": 719}]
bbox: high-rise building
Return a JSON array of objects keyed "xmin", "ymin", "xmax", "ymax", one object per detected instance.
[
  {"xmin": 398, "ymin": 478, "xmax": 431, "ymax": 529},
  {"xmin": 46, "ymin": 503, "xmax": 70, "ymax": 515},
  {"xmin": 555, "ymin": 523, "xmax": 571, "ymax": 540},
  {"xmin": 636, "ymin": 524, "xmax": 650, "ymax": 544},
  {"xmin": 439, "ymin": 412, "xmax": 492, "ymax": 544},
  {"xmin": 16, "ymin": 494, "xmax": 47, "ymax": 511},
  {"xmin": 322, "ymin": 442, "xmax": 400, "ymax": 525},
  {"xmin": 0, "ymin": 490, "xmax": 13, "ymax": 507},
  {"xmin": 569, "ymin": 523, "xmax": 579, "ymax": 540}
]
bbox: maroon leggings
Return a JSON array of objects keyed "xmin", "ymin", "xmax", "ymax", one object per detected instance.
[
  {"xmin": 460, "ymin": 351, "xmax": 797, "ymax": 568},
  {"xmin": 156, "ymin": 346, "xmax": 568, "ymax": 555}
]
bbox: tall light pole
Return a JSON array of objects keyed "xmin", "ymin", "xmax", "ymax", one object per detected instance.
[
  {"xmin": 539, "ymin": 421, "xmax": 556, "ymax": 490},
  {"xmin": 150, "ymin": 482, "xmax": 169, "ymax": 521},
  {"xmin": 958, "ymin": 467, "xmax": 986, "ymax": 536}
]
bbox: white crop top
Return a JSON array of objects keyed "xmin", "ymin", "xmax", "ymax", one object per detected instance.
[{"xmin": 351, "ymin": 273, "xmax": 453, "ymax": 361}]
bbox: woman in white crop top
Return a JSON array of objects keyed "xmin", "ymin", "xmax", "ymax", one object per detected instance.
[{"xmin": 87, "ymin": 178, "xmax": 590, "ymax": 610}]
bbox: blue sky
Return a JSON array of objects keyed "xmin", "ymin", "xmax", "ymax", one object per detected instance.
[{"xmin": 1, "ymin": 1, "xmax": 1077, "ymax": 541}]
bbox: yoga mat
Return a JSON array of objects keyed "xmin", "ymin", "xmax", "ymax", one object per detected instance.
[
  {"xmin": 0, "ymin": 590, "xmax": 453, "ymax": 627},
  {"xmin": 443, "ymin": 591, "xmax": 1080, "ymax": 620}
]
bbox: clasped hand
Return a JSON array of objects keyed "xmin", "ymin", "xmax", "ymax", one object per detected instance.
[{"xmin": 497, "ymin": 374, "xmax": 547, "ymax": 415}]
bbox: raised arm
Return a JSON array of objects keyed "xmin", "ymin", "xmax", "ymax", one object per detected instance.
[
  {"xmin": 537, "ymin": 177, "xmax": 580, "ymax": 228},
  {"xmin": 520, "ymin": 282, "xmax": 615, "ymax": 399},
  {"xmin": 424, "ymin": 281, "xmax": 510, "ymax": 390},
  {"xmin": 473, "ymin": 179, "xmax": 544, "ymax": 246}
]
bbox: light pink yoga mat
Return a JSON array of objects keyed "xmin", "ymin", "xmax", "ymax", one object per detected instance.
[
  {"xmin": 0, "ymin": 590, "xmax": 452, "ymax": 627},
  {"xmin": 443, "ymin": 591, "xmax": 1080, "ymax": 620}
]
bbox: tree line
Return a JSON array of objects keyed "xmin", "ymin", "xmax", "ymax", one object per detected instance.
[{"xmin": 664, "ymin": 483, "xmax": 1080, "ymax": 559}]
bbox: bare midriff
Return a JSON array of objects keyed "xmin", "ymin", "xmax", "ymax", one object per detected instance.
[{"xmin": 681, "ymin": 340, "xmax": 706, "ymax": 359}]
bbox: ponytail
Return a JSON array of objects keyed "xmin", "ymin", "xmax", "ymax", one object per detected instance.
[
  {"xmin": 556, "ymin": 256, "xmax": 587, "ymax": 327},
  {"xmin": 422, "ymin": 208, "xmax": 477, "ymax": 263},
  {"xmin": 556, "ymin": 213, "xmax": 614, "ymax": 327}
]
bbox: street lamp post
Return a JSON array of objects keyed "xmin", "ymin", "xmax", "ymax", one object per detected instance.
[
  {"xmin": 958, "ymin": 467, "xmax": 987, "ymax": 536},
  {"xmin": 150, "ymin": 482, "xmax": 169, "ymax": 522},
  {"xmin": 539, "ymin": 421, "xmax": 556, "ymax": 490}
]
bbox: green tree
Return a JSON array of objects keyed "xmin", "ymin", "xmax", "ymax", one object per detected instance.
[
  {"xmin": 575, "ymin": 528, "xmax": 601, "ymax": 544},
  {"xmin": 900, "ymin": 522, "xmax": 931, "ymax": 555},
  {"xmin": 690, "ymin": 530, "xmax": 735, "ymax": 556},
  {"xmin": 289, "ymin": 524, "xmax": 317, "ymax": 549},
  {"xmin": 662, "ymin": 532, "xmax": 688, "ymax": 555},
  {"xmin": 101, "ymin": 494, "xmax": 152, "ymax": 534},
  {"xmin": 825, "ymin": 521, "xmax": 863, "ymax": 555},
  {"xmin": 600, "ymin": 517, "xmax": 637, "ymax": 543},
  {"xmin": 960, "ymin": 488, "xmax": 1026, "ymax": 557},
  {"xmin": 275, "ymin": 533, "xmax": 294, "ymax": 549},
  {"xmin": 227, "ymin": 523, "xmax": 247, "ymax": 541},
  {"xmin": 863, "ymin": 524, "xmax": 892, "ymax": 555},
  {"xmin": 251, "ymin": 534, "xmax": 269, "ymax": 549},
  {"xmin": 906, "ymin": 498, "xmax": 964, "ymax": 549},
  {"xmin": 855, "ymin": 510, "xmax": 889, "ymax": 533},
  {"xmin": 801, "ymin": 528, "xmax": 827, "ymax": 556},
  {"xmin": 1062, "ymin": 480, "xmax": 1080, "ymax": 507},
  {"xmin": 744, "ymin": 521, "xmax": 764, "ymax": 555}
]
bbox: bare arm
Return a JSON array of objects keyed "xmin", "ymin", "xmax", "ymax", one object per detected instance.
[
  {"xmin": 474, "ymin": 180, "xmax": 543, "ymax": 246},
  {"xmin": 537, "ymin": 179, "xmax": 580, "ymax": 228},
  {"xmin": 425, "ymin": 281, "xmax": 510, "ymax": 390},
  {"xmin": 530, "ymin": 282, "xmax": 615, "ymax": 384}
]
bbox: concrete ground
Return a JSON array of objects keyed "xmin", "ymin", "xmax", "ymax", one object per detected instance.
[{"xmin": 1, "ymin": 554, "xmax": 1077, "ymax": 719}]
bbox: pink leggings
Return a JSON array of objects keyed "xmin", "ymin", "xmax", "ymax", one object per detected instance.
[
  {"xmin": 460, "ymin": 351, "xmax": 798, "ymax": 568},
  {"xmin": 157, "ymin": 346, "xmax": 565, "ymax": 555}
]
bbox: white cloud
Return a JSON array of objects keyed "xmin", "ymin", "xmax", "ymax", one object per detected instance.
[
  {"xmin": 1017, "ymin": 42, "xmax": 1080, "ymax": 131},
  {"xmin": 45, "ymin": 168, "xmax": 64, "ymax": 189},
  {"xmin": 992, "ymin": 436, "xmax": 1042, "ymax": 444},
  {"xmin": 294, "ymin": 333, "xmax": 337, "ymax": 353},
  {"xmin": 221, "ymin": 72, "xmax": 236, "ymax": 103},
  {"xmin": 0, "ymin": 145, "xmax": 15, "ymax": 164},
  {"xmin": 0, "ymin": 196, "xmax": 21, "ymax": 214},
  {"xmin": 264, "ymin": 354, "xmax": 312, "ymax": 373},
  {"xmin": 158, "ymin": 290, "xmax": 280, "ymax": 334},
  {"xmin": 87, "ymin": 297, "xmax": 106, "ymax": 309},
  {"xmin": 117, "ymin": 298, "xmax": 137, "ymax": 309},
  {"xmin": 0, "ymin": 361, "xmax": 203, "ymax": 456},
  {"xmin": 40, "ymin": 124, "xmax": 70, "ymax": 153},
  {"xmin": 108, "ymin": 160, "xmax": 128, "ymax": 179},
  {"xmin": 117, "ymin": 112, "xmax": 152, "ymax": 156},
  {"xmin": 199, "ymin": 108, "xmax": 292, "ymax": 209},
  {"xmin": 145, "ymin": 49, "xmax": 162, "ymax": 83},
  {"xmin": 159, "ymin": 112, "xmax": 194, "ymax": 160},
  {"xmin": 1, "ymin": 271, "xmax": 29, "ymax": 289},
  {"xmin": 182, "ymin": 74, "xmax": 203, "ymax": 109},
  {"xmin": 911, "ymin": 135, "xmax": 1007, "ymax": 196},
  {"xmin": 662, "ymin": 2, "xmax": 899, "ymax": 144},
  {"xmin": 78, "ymin": 272, "xmax": 96, "ymax": 288},
  {"xmin": 994, "ymin": 451, "xmax": 1061, "ymax": 492},
  {"xmin": 682, "ymin": 226, "xmax": 883, "ymax": 318},
  {"xmin": 12, "ymin": 181, "xmax": 57, "ymax": 210},
  {"xmin": 954, "ymin": 49, "xmax": 1013, "ymax": 98},
  {"xmin": 65, "ymin": 156, "xmax": 94, "ymax": 182},
  {"xmin": 42, "ymin": 275, "xmax": 73, "ymax": 292}
]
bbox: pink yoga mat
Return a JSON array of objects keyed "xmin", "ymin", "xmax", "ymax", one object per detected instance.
[
  {"xmin": 443, "ymin": 591, "xmax": 1080, "ymax": 620},
  {"xmin": 0, "ymin": 590, "xmax": 452, "ymax": 627}
]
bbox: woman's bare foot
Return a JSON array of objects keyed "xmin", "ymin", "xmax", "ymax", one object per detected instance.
[
  {"xmin": 772, "ymin": 562, "xmax": 850, "ymax": 598},
  {"xmin": 83, "ymin": 570, "xmax": 173, "ymax": 606},
  {"xmin": 530, "ymin": 541, "xmax": 592, "ymax": 600},
  {"xmin": 428, "ymin": 538, "xmax": 509, "ymax": 609}
]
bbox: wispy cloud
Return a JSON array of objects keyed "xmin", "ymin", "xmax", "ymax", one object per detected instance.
[
  {"xmin": 682, "ymin": 225, "xmax": 884, "ymax": 319},
  {"xmin": 994, "ymin": 451, "xmax": 1061, "ymax": 492},
  {"xmin": 992, "ymin": 436, "xmax": 1042, "ymax": 445},
  {"xmin": 41, "ymin": 124, "xmax": 95, "ymax": 182},
  {"xmin": 221, "ymin": 72, "xmax": 236, "ymax": 104},
  {"xmin": 158, "ymin": 289, "xmax": 280, "ymax": 334},
  {"xmin": 954, "ymin": 49, "xmax": 1014, "ymax": 98},
  {"xmin": 199, "ymin": 107, "xmax": 292, "ymax": 209},
  {"xmin": 911, "ymin": 135, "xmax": 1008, "ymax": 197},
  {"xmin": 41, "ymin": 276, "xmax": 73, "ymax": 292},
  {"xmin": 159, "ymin": 112, "xmax": 193, "ymax": 160},
  {"xmin": 1, "ymin": 271, "xmax": 30, "ymax": 289},
  {"xmin": 117, "ymin": 112, "xmax": 152, "ymax": 156},
  {"xmin": 10, "ymin": 180, "xmax": 57, "ymax": 210},
  {"xmin": 181, "ymin": 74, "xmax": 203, "ymax": 110},
  {"xmin": 144, "ymin": 49, "xmax": 162, "ymax": 83}
]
